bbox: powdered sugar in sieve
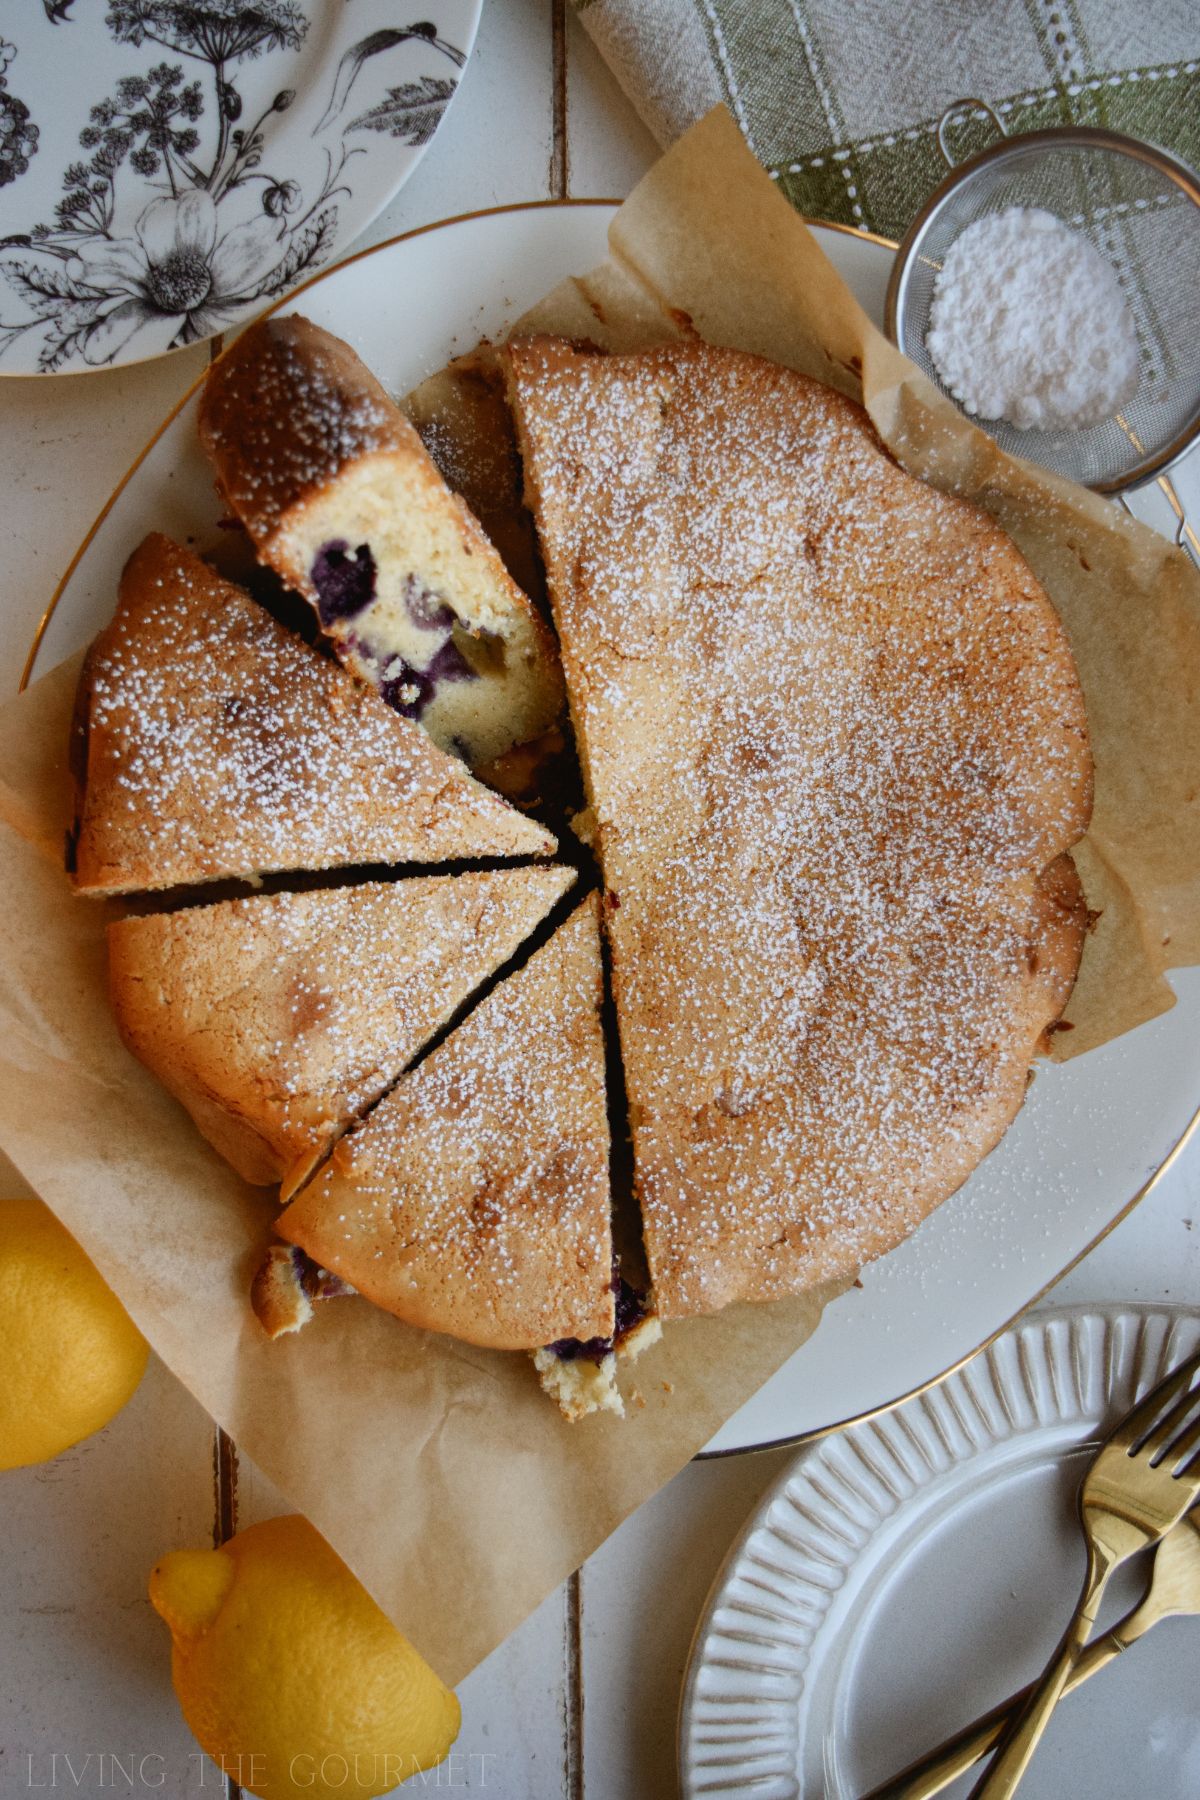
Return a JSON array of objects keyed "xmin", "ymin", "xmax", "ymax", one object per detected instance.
[{"xmin": 925, "ymin": 206, "xmax": 1140, "ymax": 432}]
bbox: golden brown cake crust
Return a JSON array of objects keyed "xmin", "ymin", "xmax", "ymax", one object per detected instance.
[
  {"xmin": 198, "ymin": 314, "xmax": 416, "ymax": 545},
  {"xmin": 507, "ymin": 337, "xmax": 1094, "ymax": 1320},
  {"xmin": 405, "ymin": 345, "xmax": 548, "ymax": 608},
  {"xmin": 71, "ymin": 533, "xmax": 553, "ymax": 895},
  {"xmin": 250, "ymin": 1243, "xmax": 317, "ymax": 1337},
  {"xmin": 250, "ymin": 1243, "xmax": 355, "ymax": 1338},
  {"xmin": 277, "ymin": 894, "xmax": 615, "ymax": 1351},
  {"xmin": 107, "ymin": 867, "xmax": 574, "ymax": 1191}
]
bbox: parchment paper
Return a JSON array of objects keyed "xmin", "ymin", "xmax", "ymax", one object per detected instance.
[{"xmin": 1, "ymin": 107, "xmax": 1198, "ymax": 1686}]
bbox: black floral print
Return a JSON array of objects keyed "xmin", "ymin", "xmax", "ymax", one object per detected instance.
[
  {"xmin": 0, "ymin": 6, "xmax": 465, "ymax": 370},
  {"xmin": 0, "ymin": 42, "xmax": 38, "ymax": 190}
]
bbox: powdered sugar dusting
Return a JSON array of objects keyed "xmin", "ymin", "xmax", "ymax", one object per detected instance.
[
  {"xmin": 77, "ymin": 534, "xmax": 551, "ymax": 892},
  {"xmin": 111, "ymin": 867, "xmax": 572, "ymax": 1177},
  {"xmin": 510, "ymin": 339, "xmax": 1093, "ymax": 1318},
  {"xmin": 199, "ymin": 316, "xmax": 407, "ymax": 540},
  {"xmin": 279, "ymin": 897, "xmax": 615, "ymax": 1348}
]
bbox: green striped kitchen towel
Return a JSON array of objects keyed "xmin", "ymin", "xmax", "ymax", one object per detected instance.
[{"xmin": 573, "ymin": 0, "xmax": 1199, "ymax": 239}]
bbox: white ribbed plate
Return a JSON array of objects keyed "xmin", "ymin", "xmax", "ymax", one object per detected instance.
[{"xmin": 681, "ymin": 1304, "xmax": 1200, "ymax": 1798}]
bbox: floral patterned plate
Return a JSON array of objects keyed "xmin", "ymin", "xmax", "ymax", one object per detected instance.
[{"xmin": 0, "ymin": 0, "xmax": 481, "ymax": 375}]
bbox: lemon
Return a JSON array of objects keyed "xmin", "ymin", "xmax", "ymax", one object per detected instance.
[
  {"xmin": 0, "ymin": 1196, "xmax": 148, "ymax": 1470},
  {"xmin": 149, "ymin": 1515, "xmax": 461, "ymax": 1800}
]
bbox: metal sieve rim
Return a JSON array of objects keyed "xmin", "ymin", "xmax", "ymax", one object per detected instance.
[{"xmin": 884, "ymin": 121, "xmax": 1200, "ymax": 493}]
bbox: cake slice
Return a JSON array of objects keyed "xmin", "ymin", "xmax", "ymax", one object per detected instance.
[
  {"xmin": 108, "ymin": 866, "xmax": 574, "ymax": 1193},
  {"xmin": 507, "ymin": 337, "xmax": 1093, "ymax": 1320},
  {"xmin": 250, "ymin": 1244, "xmax": 356, "ymax": 1337},
  {"xmin": 276, "ymin": 895, "xmax": 614, "ymax": 1352},
  {"xmin": 405, "ymin": 344, "xmax": 547, "ymax": 611},
  {"xmin": 532, "ymin": 1270, "xmax": 663, "ymax": 1422},
  {"xmin": 197, "ymin": 315, "xmax": 565, "ymax": 771},
  {"xmin": 71, "ymin": 534, "xmax": 554, "ymax": 896}
]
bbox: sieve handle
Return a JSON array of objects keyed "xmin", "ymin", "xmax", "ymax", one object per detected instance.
[
  {"xmin": 936, "ymin": 99, "xmax": 1008, "ymax": 170},
  {"xmin": 1164, "ymin": 481, "xmax": 1200, "ymax": 569},
  {"xmin": 1118, "ymin": 480, "xmax": 1200, "ymax": 569}
]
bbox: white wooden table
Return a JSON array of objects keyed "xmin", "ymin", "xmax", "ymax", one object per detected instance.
[{"xmin": 3, "ymin": 6, "xmax": 1198, "ymax": 1796}]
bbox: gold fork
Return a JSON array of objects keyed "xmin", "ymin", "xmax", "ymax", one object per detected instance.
[
  {"xmin": 866, "ymin": 1509, "xmax": 1200, "ymax": 1798},
  {"xmin": 969, "ymin": 1344, "xmax": 1200, "ymax": 1797}
]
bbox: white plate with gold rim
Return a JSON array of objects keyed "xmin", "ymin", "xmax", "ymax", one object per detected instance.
[
  {"xmin": 681, "ymin": 1303, "xmax": 1200, "ymax": 1798},
  {"xmin": 23, "ymin": 202, "xmax": 1200, "ymax": 1454}
]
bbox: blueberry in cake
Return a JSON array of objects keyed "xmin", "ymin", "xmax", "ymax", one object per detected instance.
[
  {"xmin": 507, "ymin": 337, "xmax": 1093, "ymax": 1319},
  {"xmin": 71, "ymin": 533, "xmax": 554, "ymax": 896},
  {"xmin": 276, "ymin": 896, "xmax": 618, "ymax": 1359},
  {"xmin": 108, "ymin": 866, "xmax": 574, "ymax": 1195},
  {"xmin": 198, "ymin": 316, "xmax": 565, "ymax": 773},
  {"xmin": 533, "ymin": 1261, "xmax": 662, "ymax": 1423},
  {"xmin": 404, "ymin": 344, "xmax": 573, "ymax": 806}
]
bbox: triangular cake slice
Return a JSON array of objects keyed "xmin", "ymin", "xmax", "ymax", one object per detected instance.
[
  {"xmin": 108, "ymin": 865, "xmax": 574, "ymax": 1194},
  {"xmin": 507, "ymin": 337, "xmax": 1093, "ymax": 1320},
  {"xmin": 72, "ymin": 534, "xmax": 554, "ymax": 896},
  {"xmin": 198, "ymin": 315, "xmax": 565, "ymax": 772},
  {"xmin": 277, "ymin": 894, "xmax": 614, "ymax": 1350}
]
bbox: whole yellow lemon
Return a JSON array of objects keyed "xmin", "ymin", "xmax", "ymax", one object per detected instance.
[
  {"xmin": 0, "ymin": 1196, "xmax": 148, "ymax": 1470},
  {"xmin": 149, "ymin": 1515, "xmax": 461, "ymax": 1800}
]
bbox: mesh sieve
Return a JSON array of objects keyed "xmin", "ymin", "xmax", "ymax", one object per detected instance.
[{"xmin": 884, "ymin": 102, "xmax": 1200, "ymax": 494}]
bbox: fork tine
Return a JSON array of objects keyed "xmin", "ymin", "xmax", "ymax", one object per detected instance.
[
  {"xmin": 1160, "ymin": 1407, "xmax": 1200, "ymax": 1474},
  {"xmin": 1134, "ymin": 1378, "xmax": 1200, "ymax": 1463},
  {"xmin": 1114, "ymin": 1346, "xmax": 1200, "ymax": 1452}
]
